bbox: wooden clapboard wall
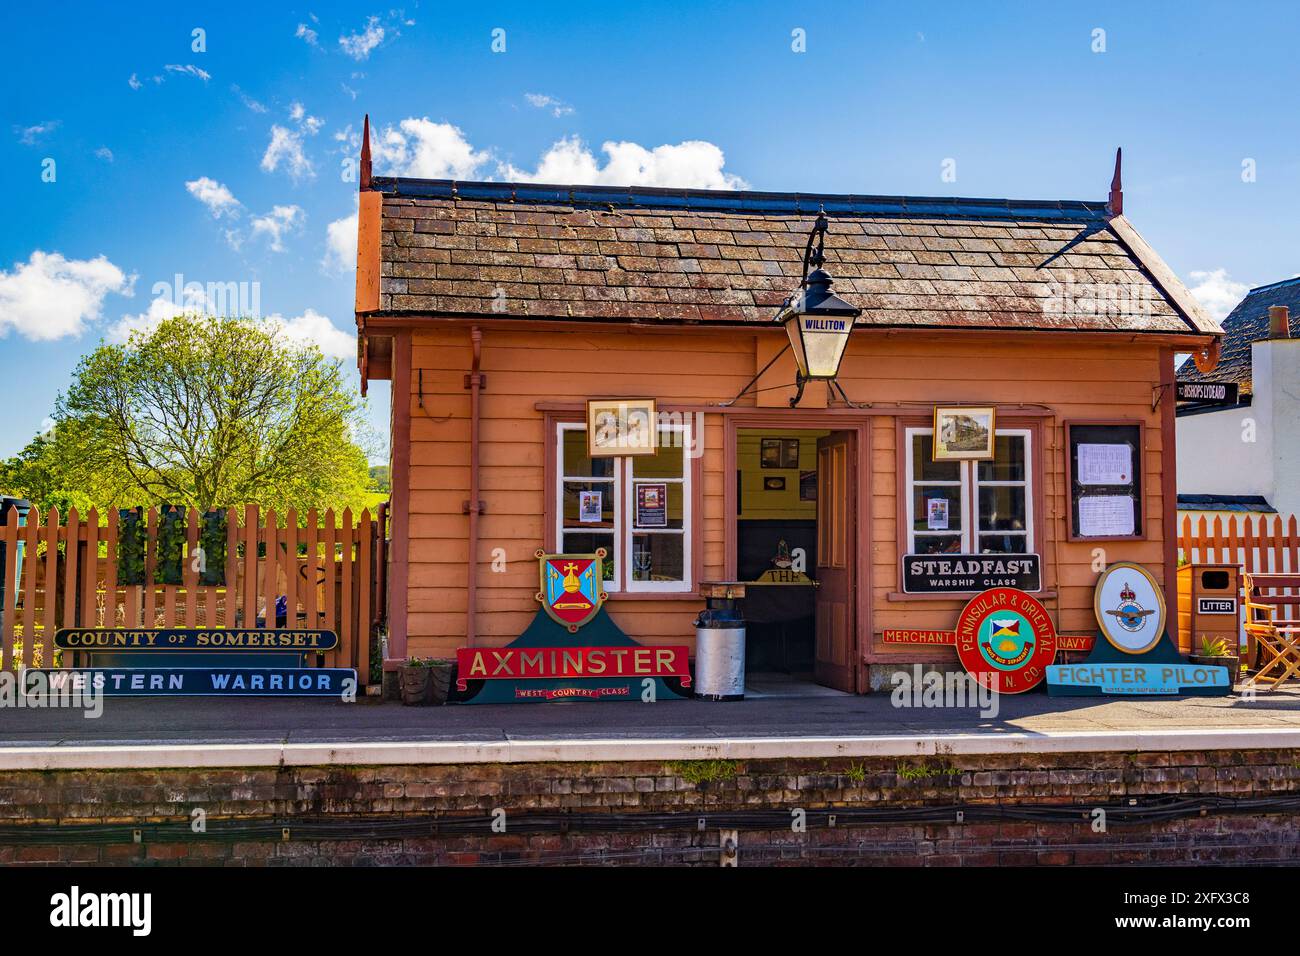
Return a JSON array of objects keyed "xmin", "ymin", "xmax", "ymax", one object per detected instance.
[
  {"xmin": 399, "ymin": 324, "xmax": 1178, "ymax": 668},
  {"xmin": 0, "ymin": 504, "xmax": 386, "ymax": 683}
]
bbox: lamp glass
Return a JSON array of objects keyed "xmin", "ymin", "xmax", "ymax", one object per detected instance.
[{"xmin": 788, "ymin": 312, "xmax": 853, "ymax": 379}]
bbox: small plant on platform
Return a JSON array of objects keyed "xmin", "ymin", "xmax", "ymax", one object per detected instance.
[
  {"xmin": 895, "ymin": 759, "xmax": 958, "ymax": 781},
  {"xmin": 666, "ymin": 759, "xmax": 741, "ymax": 785},
  {"xmin": 844, "ymin": 761, "xmax": 867, "ymax": 784}
]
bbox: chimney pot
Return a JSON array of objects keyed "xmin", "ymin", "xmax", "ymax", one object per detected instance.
[{"xmin": 1269, "ymin": 305, "xmax": 1291, "ymax": 339}]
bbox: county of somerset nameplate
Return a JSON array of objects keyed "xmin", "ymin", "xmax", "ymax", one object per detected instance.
[{"xmin": 54, "ymin": 628, "xmax": 338, "ymax": 651}]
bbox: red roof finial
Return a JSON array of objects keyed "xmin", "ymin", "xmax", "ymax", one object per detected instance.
[
  {"xmin": 360, "ymin": 113, "xmax": 372, "ymax": 190},
  {"xmin": 1108, "ymin": 147, "xmax": 1123, "ymax": 216}
]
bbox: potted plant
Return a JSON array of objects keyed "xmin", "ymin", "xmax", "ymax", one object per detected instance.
[
  {"xmin": 398, "ymin": 657, "xmax": 454, "ymax": 706},
  {"xmin": 1189, "ymin": 636, "xmax": 1240, "ymax": 689}
]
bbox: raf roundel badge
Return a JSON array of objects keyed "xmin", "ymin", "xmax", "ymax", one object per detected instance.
[
  {"xmin": 1094, "ymin": 561, "xmax": 1166, "ymax": 654},
  {"xmin": 954, "ymin": 587, "xmax": 1058, "ymax": 693}
]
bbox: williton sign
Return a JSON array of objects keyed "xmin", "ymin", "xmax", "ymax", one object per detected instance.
[{"xmin": 902, "ymin": 553, "xmax": 1041, "ymax": 593}]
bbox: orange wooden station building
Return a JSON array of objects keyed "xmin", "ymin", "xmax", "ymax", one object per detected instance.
[{"xmin": 352, "ymin": 122, "xmax": 1222, "ymax": 694}]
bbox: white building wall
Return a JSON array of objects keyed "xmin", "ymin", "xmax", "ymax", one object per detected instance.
[{"xmin": 1261, "ymin": 338, "xmax": 1300, "ymax": 518}]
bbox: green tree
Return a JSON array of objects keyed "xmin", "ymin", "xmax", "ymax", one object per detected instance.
[{"xmin": 0, "ymin": 314, "xmax": 374, "ymax": 514}]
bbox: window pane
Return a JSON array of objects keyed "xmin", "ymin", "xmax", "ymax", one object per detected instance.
[
  {"xmin": 562, "ymin": 481, "xmax": 615, "ymax": 529},
  {"xmin": 978, "ymin": 486, "xmax": 1027, "ymax": 531},
  {"xmin": 979, "ymin": 532, "xmax": 1029, "ymax": 554},
  {"xmin": 631, "ymin": 532, "xmax": 684, "ymax": 582},
  {"xmin": 562, "ymin": 428, "xmax": 614, "ymax": 478},
  {"xmin": 978, "ymin": 435, "xmax": 1026, "ymax": 482},
  {"xmin": 633, "ymin": 431, "xmax": 684, "ymax": 479},
  {"xmin": 911, "ymin": 533, "xmax": 963, "ymax": 555},
  {"xmin": 633, "ymin": 481, "xmax": 684, "ymax": 530},
  {"xmin": 561, "ymin": 532, "xmax": 616, "ymax": 581},
  {"xmin": 912, "ymin": 485, "xmax": 963, "ymax": 532},
  {"xmin": 912, "ymin": 434, "xmax": 960, "ymax": 482}
]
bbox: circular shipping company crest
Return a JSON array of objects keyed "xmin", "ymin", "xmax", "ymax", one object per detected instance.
[
  {"xmin": 954, "ymin": 587, "xmax": 1057, "ymax": 693},
  {"xmin": 1093, "ymin": 562, "xmax": 1166, "ymax": 655}
]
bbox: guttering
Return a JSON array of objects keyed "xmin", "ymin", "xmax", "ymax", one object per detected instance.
[{"xmin": 465, "ymin": 327, "xmax": 484, "ymax": 646}]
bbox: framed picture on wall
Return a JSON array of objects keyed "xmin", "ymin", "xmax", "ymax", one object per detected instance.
[
  {"xmin": 586, "ymin": 398, "xmax": 657, "ymax": 457},
  {"xmin": 932, "ymin": 406, "xmax": 997, "ymax": 460},
  {"xmin": 764, "ymin": 476, "xmax": 786, "ymax": 491},
  {"xmin": 760, "ymin": 438, "xmax": 782, "ymax": 468},
  {"xmin": 781, "ymin": 438, "xmax": 800, "ymax": 468}
]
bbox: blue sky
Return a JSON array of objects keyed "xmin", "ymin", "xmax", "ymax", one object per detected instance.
[{"xmin": 2, "ymin": 0, "xmax": 1297, "ymax": 459}]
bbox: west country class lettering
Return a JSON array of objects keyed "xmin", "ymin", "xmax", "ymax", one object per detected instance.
[
  {"xmin": 55, "ymin": 629, "xmax": 335, "ymax": 650},
  {"xmin": 458, "ymin": 646, "xmax": 689, "ymax": 681}
]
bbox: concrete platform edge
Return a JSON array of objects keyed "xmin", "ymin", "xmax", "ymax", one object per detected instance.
[{"xmin": 2, "ymin": 726, "xmax": 1300, "ymax": 770}]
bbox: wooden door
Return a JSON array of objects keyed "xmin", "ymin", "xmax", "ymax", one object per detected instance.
[{"xmin": 815, "ymin": 431, "xmax": 857, "ymax": 692}]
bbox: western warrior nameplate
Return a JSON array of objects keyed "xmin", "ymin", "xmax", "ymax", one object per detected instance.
[
  {"xmin": 24, "ymin": 667, "xmax": 357, "ymax": 697},
  {"xmin": 54, "ymin": 628, "xmax": 338, "ymax": 651},
  {"xmin": 902, "ymin": 553, "xmax": 1041, "ymax": 593}
]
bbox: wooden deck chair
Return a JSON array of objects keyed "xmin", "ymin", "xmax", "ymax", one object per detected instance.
[{"xmin": 1243, "ymin": 573, "xmax": 1300, "ymax": 690}]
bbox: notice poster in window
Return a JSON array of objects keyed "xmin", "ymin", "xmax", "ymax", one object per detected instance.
[
  {"xmin": 1078, "ymin": 443, "xmax": 1132, "ymax": 485},
  {"xmin": 1077, "ymin": 495, "xmax": 1136, "ymax": 538},
  {"xmin": 1068, "ymin": 423, "xmax": 1142, "ymax": 539},
  {"xmin": 635, "ymin": 482, "xmax": 668, "ymax": 528},
  {"xmin": 579, "ymin": 491, "xmax": 603, "ymax": 524},
  {"xmin": 926, "ymin": 497, "xmax": 949, "ymax": 530}
]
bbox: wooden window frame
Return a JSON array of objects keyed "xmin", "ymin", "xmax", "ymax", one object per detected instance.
[
  {"xmin": 902, "ymin": 426, "xmax": 1035, "ymax": 556},
  {"xmin": 544, "ymin": 411, "xmax": 703, "ymax": 599}
]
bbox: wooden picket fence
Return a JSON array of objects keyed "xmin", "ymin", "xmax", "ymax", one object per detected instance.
[
  {"xmin": 0, "ymin": 504, "xmax": 387, "ymax": 685},
  {"xmin": 1178, "ymin": 512, "xmax": 1300, "ymax": 618}
]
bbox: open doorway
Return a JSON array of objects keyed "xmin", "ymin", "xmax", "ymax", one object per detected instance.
[{"xmin": 734, "ymin": 427, "xmax": 858, "ymax": 693}]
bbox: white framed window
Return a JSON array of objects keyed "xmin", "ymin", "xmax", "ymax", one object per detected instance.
[
  {"xmin": 554, "ymin": 420, "xmax": 693, "ymax": 593},
  {"xmin": 904, "ymin": 427, "xmax": 1033, "ymax": 555}
]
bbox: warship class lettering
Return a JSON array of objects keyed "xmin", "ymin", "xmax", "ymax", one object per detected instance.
[{"xmin": 902, "ymin": 553, "xmax": 1041, "ymax": 593}]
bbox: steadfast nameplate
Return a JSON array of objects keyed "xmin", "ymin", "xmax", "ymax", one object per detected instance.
[
  {"xmin": 901, "ymin": 554, "xmax": 1041, "ymax": 594},
  {"xmin": 25, "ymin": 667, "xmax": 356, "ymax": 697},
  {"xmin": 55, "ymin": 628, "xmax": 338, "ymax": 651}
]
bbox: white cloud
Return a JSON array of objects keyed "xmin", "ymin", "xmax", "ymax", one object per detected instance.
[
  {"xmin": 185, "ymin": 177, "xmax": 241, "ymax": 218},
  {"xmin": 373, "ymin": 118, "xmax": 492, "ymax": 179},
  {"xmin": 250, "ymin": 205, "xmax": 305, "ymax": 252},
  {"xmin": 500, "ymin": 136, "xmax": 748, "ymax": 190},
  {"xmin": 1187, "ymin": 269, "xmax": 1250, "ymax": 323},
  {"xmin": 95, "ymin": 146, "xmax": 114, "ymax": 162},
  {"xmin": 261, "ymin": 125, "xmax": 314, "ymax": 181},
  {"xmin": 289, "ymin": 101, "xmax": 324, "ymax": 135},
  {"xmin": 339, "ymin": 16, "xmax": 385, "ymax": 60},
  {"xmin": 323, "ymin": 200, "xmax": 359, "ymax": 274},
  {"xmin": 232, "ymin": 85, "xmax": 267, "ymax": 113},
  {"xmin": 266, "ymin": 308, "xmax": 354, "ymax": 359},
  {"xmin": 523, "ymin": 93, "xmax": 574, "ymax": 118},
  {"xmin": 164, "ymin": 63, "xmax": 211, "ymax": 82},
  {"xmin": 295, "ymin": 22, "xmax": 320, "ymax": 47},
  {"xmin": 128, "ymin": 73, "xmax": 143, "ymax": 90},
  {"xmin": 15, "ymin": 121, "xmax": 58, "ymax": 146},
  {"xmin": 0, "ymin": 251, "xmax": 131, "ymax": 341}
]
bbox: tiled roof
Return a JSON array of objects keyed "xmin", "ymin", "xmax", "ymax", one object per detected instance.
[
  {"xmin": 370, "ymin": 178, "xmax": 1217, "ymax": 336},
  {"xmin": 1178, "ymin": 494, "xmax": 1276, "ymax": 513},
  {"xmin": 1177, "ymin": 276, "xmax": 1300, "ymax": 395}
]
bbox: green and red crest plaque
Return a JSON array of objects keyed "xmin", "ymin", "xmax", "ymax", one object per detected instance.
[
  {"xmin": 954, "ymin": 587, "xmax": 1057, "ymax": 693},
  {"xmin": 535, "ymin": 548, "xmax": 606, "ymax": 632}
]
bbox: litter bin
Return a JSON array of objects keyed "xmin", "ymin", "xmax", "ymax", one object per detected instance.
[
  {"xmin": 0, "ymin": 497, "xmax": 32, "ymax": 633},
  {"xmin": 1176, "ymin": 562, "xmax": 1242, "ymax": 656},
  {"xmin": 694, "ymin": 582, "xmax": 747, "ymax": 701}
]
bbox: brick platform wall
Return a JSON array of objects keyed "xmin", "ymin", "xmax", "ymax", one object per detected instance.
[{"xmin": 2, "ymin": 749, "xmax": 1299, "ymax": 865}]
